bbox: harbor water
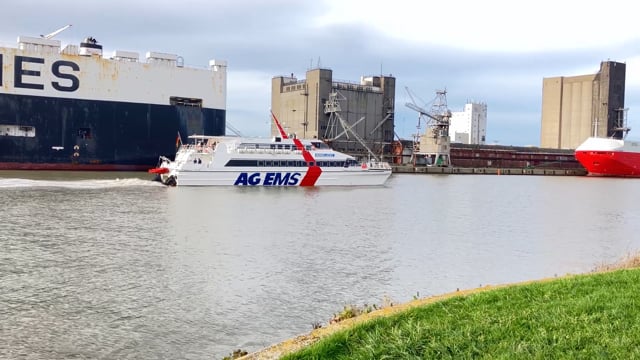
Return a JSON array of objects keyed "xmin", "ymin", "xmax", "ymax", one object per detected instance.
[{"xmin": 2, "ymin": 171, "xmax": 640, "ymax": 359}]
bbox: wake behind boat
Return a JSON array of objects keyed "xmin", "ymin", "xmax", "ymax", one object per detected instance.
[
  {"xmin": 149, "ymin": 110, "xmax": 391, "ymax": 186},
  {"xmin": 149, "ymin": 135, "xmax": 392, "ymax": 186}
]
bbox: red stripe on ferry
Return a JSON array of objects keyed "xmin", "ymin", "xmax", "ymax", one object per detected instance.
[
  {"xmin": 293, "ymin": 138, "xmax": 321, "ymax": 186},
  {"xmin": 271, "ymin": 110, "xmax": 321, "ymax": 186},
  {"xmin": 271, "ymin": 110, "xmax": 289, "ymax": 139}
]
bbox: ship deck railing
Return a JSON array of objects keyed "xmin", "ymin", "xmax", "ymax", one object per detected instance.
[{"xmin": 366, "ymin": 160, "xmax": 392, "ymax": 170}]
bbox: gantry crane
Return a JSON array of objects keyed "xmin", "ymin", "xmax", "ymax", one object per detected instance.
[{"xmin": 404, "ymin": 87, "xmax": 452, "ymax": 167}]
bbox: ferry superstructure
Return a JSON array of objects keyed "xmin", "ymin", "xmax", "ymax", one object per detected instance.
[{"xmin": 0, "ymin": 28, "xmax": 227, "ymax": 170}]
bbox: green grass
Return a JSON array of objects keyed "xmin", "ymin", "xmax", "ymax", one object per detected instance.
[{"xmin": 283, "ymin": 269, "xmax": 640, "ymax": 359}]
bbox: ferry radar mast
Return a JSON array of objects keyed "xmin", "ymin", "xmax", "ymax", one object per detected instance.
[{"xmin": 40, "ymin": 24, "xmax": 72, "ymax": 39}]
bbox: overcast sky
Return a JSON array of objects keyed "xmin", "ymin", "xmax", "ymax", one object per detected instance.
[{"xmin": 4, "ymin": 0, "xmax": 640, "ymax": 146}]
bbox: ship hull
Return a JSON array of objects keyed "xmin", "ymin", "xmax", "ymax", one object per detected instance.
[
  {"xmin": 575, "ymin": 137, "xmax": 640, "ymax": 177},
  {"xmin": 0, "ymin": 93, "xmax": 225, "ymax": 170},
  {"xmin": 165, "ymin": 168, "xmax": 392, "ymax": 186}
]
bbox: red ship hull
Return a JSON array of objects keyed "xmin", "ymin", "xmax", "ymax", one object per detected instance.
[{"xmin": 575, "ymin": 137, "xmax": 640, "ymax": 177}]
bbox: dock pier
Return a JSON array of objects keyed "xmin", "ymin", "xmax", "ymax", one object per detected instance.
[{"xmin": 391, "ymin": 165, "xmax": 587, "ymax": 176}]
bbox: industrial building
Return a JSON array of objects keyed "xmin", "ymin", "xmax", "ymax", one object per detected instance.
[
  {"xmin": 271, "ymin": 68, "xmax": 395, "ymax": 157},
  {"xmin": 540, "ymin": 61, "xmax": 626, "ymax": 149},
  {"xmin": 450, "ymin": 102, "xmax": 488, "ymax": 145}
]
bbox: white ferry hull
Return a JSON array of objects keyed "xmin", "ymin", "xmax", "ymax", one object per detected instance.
[{"xmin": 168, "ymin": 168, "xmax": 391, "ymax": 186}]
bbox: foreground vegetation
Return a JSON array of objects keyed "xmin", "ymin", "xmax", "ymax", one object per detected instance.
[{"xmin": 282, "ymin": 268, "xmax": 640, "ymax": 359}]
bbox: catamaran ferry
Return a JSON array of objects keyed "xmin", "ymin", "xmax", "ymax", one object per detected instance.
[{"xmin": 149, "ymin": 134, "xmax": 392, "ymax": 186}]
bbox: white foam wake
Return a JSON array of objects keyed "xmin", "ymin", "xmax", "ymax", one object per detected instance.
[{"xmin": 0, "ymin": 177, "xmax": 164, "ymax": 189}]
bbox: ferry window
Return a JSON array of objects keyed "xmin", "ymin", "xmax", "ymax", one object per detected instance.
[
  {"xmin": 277, "ymin": 144, "xmax": 283, "ymax": 149},
  {"xmin": 305, "ymin": 145, "xmax": 311, "ymax": 151},
  {"xmin": 309, "ymin": 162, "xmax": 315, "ymax": 166},
  {"xmin": 270, "ymin": 144, "xmax": 275, "ymax": 149},
  {"xmin": 225, "ymin": 160, "xmax": 258, "ymax": 166},
  {"xmin": 77, "ymin": 128, "xmax": 92, "ymax": 139},
  {"xmin": 330, "ymin": 161, "xmax": 336, "ymax": 167},
  {"xmin": 257, "ymin": 161, "xmax": 264, "ymax": 166},
  {"xmin": 286, "ymin": 161, "xmax": 294, "ymax": 167}
]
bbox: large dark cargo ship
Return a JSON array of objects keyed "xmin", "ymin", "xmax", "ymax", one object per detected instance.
[{"xmin": 0, "ymin": 29, "xmax": 227, "ymax": 170}]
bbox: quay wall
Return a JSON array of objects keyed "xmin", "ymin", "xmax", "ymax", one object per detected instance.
[{"xmin": 391, "ymin": 165, "xmax": 587, "ymax": 176}]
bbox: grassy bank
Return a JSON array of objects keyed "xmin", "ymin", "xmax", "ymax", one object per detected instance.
[{"xmin": 281, "ymin": 268, "xmax": 640, "ymax": 359}]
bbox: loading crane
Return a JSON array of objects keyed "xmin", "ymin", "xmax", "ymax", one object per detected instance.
[{"xmin": 404, "ymin": 87, "xmax": 452, "ymax": 167}]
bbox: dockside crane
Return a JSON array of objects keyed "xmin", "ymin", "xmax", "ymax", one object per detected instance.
[
  {"xmin": 405, "ymin": 86, "xmax": 430, "ymax": 140},
  {"xmin": 405, "ymin": 87, "xmax": 451, "ymax": 138},
  {"xmin": 404, "ymin": 87, "xmax": 452, "ymax": 167}
]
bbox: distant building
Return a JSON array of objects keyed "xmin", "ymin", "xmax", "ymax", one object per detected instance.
[
  {"xmin": 271, "ymin": 68, "xmax": 395, "ymax": 156},
  {"xmin": 540, "ymin": 61, "xmax": 626, "ymax": 149},
  {"xmin": 450, "ymin": 102, "xmax": 487, "ymax": 145}
]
